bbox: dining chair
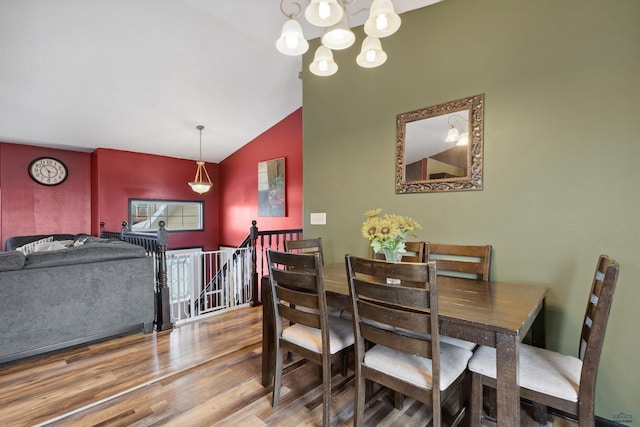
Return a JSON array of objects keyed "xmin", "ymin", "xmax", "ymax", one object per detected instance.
[
  {"xmin": 427, "ymin": 243, "xmax": 492, "ymax": 281},
  {"xmin": 285, "ymin": 237, "xmax": 324, "ymax": 265},
  {"xmin": 467, "ymin": 254, "xmax": 619, "ymax": 426},
  {"xmin": 345, "ymin": 255, "xmax": 472, "ymax": 426},
  {"xmin": 266, "ymin": 249, "xmax": 354, "ymax": 427},
  {"xmin": 372, "ymin": 241, "xmax": 426, "ymax": 262}
]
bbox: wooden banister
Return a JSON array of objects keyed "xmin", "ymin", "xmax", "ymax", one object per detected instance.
[{"xmin": 247, "ymin": 220, "xmax": 303, "ymax": 306}]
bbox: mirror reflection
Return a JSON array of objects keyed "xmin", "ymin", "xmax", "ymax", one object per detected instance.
[{"xmin": 396, "ymin": 94, "xmax": 484, "ymax": 193}]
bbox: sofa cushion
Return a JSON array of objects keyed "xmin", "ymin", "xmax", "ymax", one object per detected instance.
[
  {"xmin": 24, "ymin": 241, "xmax": 147, "ymax": 269},
  {"xmin": 0, "ymin": 251, "xmax": 26, "ymax": 271}
]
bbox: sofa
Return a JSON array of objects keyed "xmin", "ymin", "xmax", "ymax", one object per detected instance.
[{"xmin": 0, "ymin": 234, "xmax": 155, "ymax": 364}]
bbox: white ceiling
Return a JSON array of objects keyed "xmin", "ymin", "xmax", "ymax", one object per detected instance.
[{"xmin": 0, "ymin": 0, "xmax": 439, "ymax": 163}]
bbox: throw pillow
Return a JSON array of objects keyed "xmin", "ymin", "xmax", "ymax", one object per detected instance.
[
  {"xmin": 33, "ymin": 240, "xmax": 74, "ymax": 252},
  {"xmin": 15, "ymin": 236, "xmax": 53, "ymax": 254},
  {"xmin": 73, "ymin": 234, "xmax": 90, "ymax": 247}
]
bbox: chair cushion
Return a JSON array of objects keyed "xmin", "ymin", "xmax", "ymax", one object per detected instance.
[
  {"xmin": 364, "ymin": 343, "xmax": 473, "ymax": 391},
  {"xmin": 282, "ymin": 317, "xmax": 354, "ymax": 354},
  {"xmin": 468, "ymin": 344, "xmax": 582, "ymax": 402}
]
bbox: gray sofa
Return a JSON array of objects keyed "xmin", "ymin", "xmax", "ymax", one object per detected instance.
[{"xmin": 0, "ymin": 234, "xmax": 155, "ymax": 364}]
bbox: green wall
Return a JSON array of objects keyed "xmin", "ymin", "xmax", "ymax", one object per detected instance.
[{"xmin": 301, "ymin": 0, "xmax": 639, "ymax": 421}]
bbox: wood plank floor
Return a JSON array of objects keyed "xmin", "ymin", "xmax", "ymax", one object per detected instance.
[{"xmin": 0, "ymin": 306, "xmax": 573, "ymax": 426}]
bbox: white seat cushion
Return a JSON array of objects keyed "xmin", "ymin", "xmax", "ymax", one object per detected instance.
[
  {"xmin": 364, "ymin": 343, "xmax": 473, "ymax": 390},
  {"xmin": 468, "ymin": 344, "xmax": 582, "ymax": 402},
  {"xmin": 282, "ymin": 317, "xmax": 354, "ymax": 354}
]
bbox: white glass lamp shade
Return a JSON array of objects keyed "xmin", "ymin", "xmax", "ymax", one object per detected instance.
[
  {"xmin": 305, "ymin": 0, "xmax": 343, "ymax": 27},
  {"xmin": 309, "ymin": 45, "xmax": 338, "ymax": 76},
  {"xmin": 356, "ymin": 36, "xmax": 387, "ymax": 68},
  {"xmin": 276, "ymin": 19, "xmax": 309, "ymax": 56},
  {"xmin": 189, "ymin": 181, "xmax": 212, "ymax": 194},
  {"xmin": 189, "ymin": 161, "xmax": 213, "ymax": 194},
  {"xmin": 364, "ymin": 0, "xmax": 401, "ymax": 38},
  {"xmin": 456, "ymin": 131, "xmax": 469, "ymax": 146},
  {"xmin": 445, "ymin": 126, "xmax": 460, "ymax": 143},
  {"xmin": 321, "ymin": 15, "xmax": 355, "ymax": 50}
]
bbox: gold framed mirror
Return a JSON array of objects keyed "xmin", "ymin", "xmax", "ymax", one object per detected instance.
[{"xmin": 396, "ymin": 94, "xmax": 484, "ymax": 193}]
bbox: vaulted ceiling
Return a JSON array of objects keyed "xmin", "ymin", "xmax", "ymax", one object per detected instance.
[{"xmin": 0, "ymin": 0, "xmax": 439, "ymax": 163}]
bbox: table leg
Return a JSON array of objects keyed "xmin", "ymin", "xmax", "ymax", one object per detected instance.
[
  {"xmin": 261, "ymin": 276, "xmax": 275, "ymax": 387},
  {"xmin": 495, "ymin": 333, "xmax": 520, "ymax": 426}
]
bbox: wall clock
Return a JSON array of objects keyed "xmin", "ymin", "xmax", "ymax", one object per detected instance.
[{"xmin": 28, "ymin": 157, "xmax": 68, "ymax": 186}]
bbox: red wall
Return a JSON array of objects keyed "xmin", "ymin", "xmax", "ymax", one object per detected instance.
[
  {"xmin": 92, "ymin": 149, "xmax": 220, "ymax": 251},
  {"xmin": 1, "ymin": 109, "xmax": 302, "ymax": 251},
  {"xmin": 219, "ymin": 109, "xmax": 303, "ymax": 246},
  {"xmin": 0, "ymin": 143, "xmax": 91, "ymax": 248}
]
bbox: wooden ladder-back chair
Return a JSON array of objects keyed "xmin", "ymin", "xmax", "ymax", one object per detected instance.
[
  {"xmin": 468, "ymin": 254, "xmax": 620, "ymax": 426},
  {"xmin": 285, "ymin": 237, "xmax": 324, "ymax": 265},
  {"xmin": 373, "ymin": 241, "xmax": 426, "ymax": 263},
  {"xmin": 345, "ymin": 255, "xmax": 472, "ymax": 426},
  {"xmin": 266, "ymin": 249, "xmax": 354, "ymax": 427},
  {"xmin": 427, "ymin": 243, "xmax": 492, "ymax": 281}
]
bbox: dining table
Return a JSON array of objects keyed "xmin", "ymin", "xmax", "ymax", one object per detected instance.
[{"xmin": 261, "ymin": 262, "xmax": 547, "ymax": 427}]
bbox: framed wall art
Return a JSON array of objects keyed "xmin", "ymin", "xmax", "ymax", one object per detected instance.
[{"xmin": 258, "ymin": 157, "xmax": 285, "ymax": 217}]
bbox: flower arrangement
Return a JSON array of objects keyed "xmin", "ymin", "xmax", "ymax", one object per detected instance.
[{"xmin": 361, "ymin": 208, "xmax": 422, "ymax": 259}]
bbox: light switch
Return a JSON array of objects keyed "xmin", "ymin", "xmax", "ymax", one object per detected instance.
[{"xmin": 310, "ymin": 212, "xmax": 326, "ymax": 225}]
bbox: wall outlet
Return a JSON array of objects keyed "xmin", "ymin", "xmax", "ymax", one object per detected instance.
[{"xmin": 310, "ymin": 212, "xmax": 326, "ymax": 225}]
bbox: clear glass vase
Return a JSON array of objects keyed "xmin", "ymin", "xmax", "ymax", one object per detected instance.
[{"xmin": 382, "ymin": 249, "xmax": 402, "ymax": 284}]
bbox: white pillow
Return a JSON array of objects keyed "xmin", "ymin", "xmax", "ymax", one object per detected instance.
[
  {"xmin": 15, "ymin": 236, "xmax": 54, "ymax": 254},
  {"xmin": 34, "ymin": 240, "xmax": 74, "ymax": 252}
]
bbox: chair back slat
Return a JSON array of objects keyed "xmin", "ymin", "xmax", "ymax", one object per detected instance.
[
  {"xmin": 275, "ymin": 285, "xmax": 319, "ymax": 310},
  {"xmin": 285, "ymin": 238, "xmax": 324, "ymax": 265},
  {"xmin": 271, "ymin": 268, "xmax": 319, "ymax": 293},
  {"xmin": 359, "ymin": 322, "xmax": 434, "ymax": 359},
  {"xmin": 427, "ymin": 243, "xmax": 492, "ymax": 281},
  {"xmin": 278, "ymin": 303, "xmax": 321, "ymax": 329}
]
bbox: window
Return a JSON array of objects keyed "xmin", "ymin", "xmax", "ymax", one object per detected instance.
[{"xmin": 128, "ymin": 199, "xmax": 204, "ymax": 231}]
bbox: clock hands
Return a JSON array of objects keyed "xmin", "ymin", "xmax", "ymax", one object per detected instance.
[{"xmin": 41, "ymin": 165, "xmax": 58, "ymax": 178}]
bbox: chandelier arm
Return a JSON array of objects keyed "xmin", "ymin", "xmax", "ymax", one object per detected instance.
[
  {"xmin": 280, "ymin": 0, "xmax": 303, "ymax": 19},
  {"xmin": 201, "ymin": 164, "xmax": 212, "ymax": 183}
]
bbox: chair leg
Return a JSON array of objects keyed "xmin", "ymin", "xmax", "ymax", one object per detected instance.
[
  {"xmin": 323, "ymin": 362, "xmax": 332, "ymax": 427},
  {"xmin": 533, "ymin": 402, "xmax": 548, "ymax": 424},
  {"xmin": 470, "ymin": 372, "xmax": 483, "ymax": 427},
  {"xmin": 354, "ymin": 370, "xmax": 366, "ymax": 427},
  {"xmin": 341, "ymin": 350, "xmax": 349, "ymax": 377},
  {"xmin": 272, "ymin": 347, "xmax": 284, "ymax": 407},
  {"xmin": 394, "ymin": 391, "xmax": 404, "ymax": 409}
]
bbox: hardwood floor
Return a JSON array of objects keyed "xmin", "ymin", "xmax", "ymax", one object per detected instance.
[{"xmin": 0, "ymin": 306, "xmax": 574, "ymax": 426}]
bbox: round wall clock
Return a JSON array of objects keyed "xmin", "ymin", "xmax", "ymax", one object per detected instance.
[{"xmin": 28, "ymin": 157, "xmax": 68, "ymax": 186}]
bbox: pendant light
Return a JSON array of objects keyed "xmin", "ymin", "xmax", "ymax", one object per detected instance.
[{"xmin": 188, "ymin": 125, "xmax": 213, "ymax": 194}]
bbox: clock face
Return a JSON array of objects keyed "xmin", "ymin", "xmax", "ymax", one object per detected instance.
[{"xmin": 28, "ymin": 157, "xmax": 68, "ymax": 186}]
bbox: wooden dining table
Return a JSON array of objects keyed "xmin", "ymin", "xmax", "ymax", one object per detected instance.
[{"xmin": 261, "ymin": 262, "xmax": 547, "ymax": 426}]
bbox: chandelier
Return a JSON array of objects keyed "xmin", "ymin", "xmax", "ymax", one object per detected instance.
[
  {"xmin": 188, "ymin": 125, "xmax": 213, "ymax": 194},
  {"xmin": 276, "ymin": 0, "xmax": 401, "ymax": 76}
]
